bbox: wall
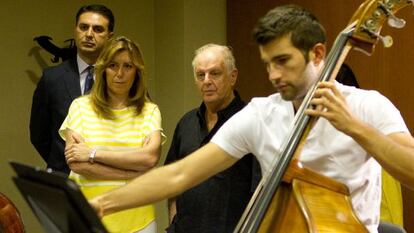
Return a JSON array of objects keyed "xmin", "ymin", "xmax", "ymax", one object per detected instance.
[
  {"xmin": 0, "ymin": 0, "xmax": 226, "ymax": 232},
  {"xmin": 154, "ymin": 0, "xmax": 226, "ymax": 231}
]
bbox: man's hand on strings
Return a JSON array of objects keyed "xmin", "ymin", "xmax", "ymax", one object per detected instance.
[{"xmin": 305, "ymin": 81, "xmax": 362, "ymax": 135}]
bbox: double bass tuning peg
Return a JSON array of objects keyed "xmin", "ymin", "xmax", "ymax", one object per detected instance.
[
  {"xmin": 387, "ymin": 14, "xmax": 406, "ymax": 28},
  {"xmin": 379, "ymin": 34, "xmax": 394, "ymax": 48},
  {"xmin": 380, "ymin": 1, "xmax": 407, "ymax": 28},
  {"xmin": 374, "ymin": 32, "xmax": 394, "ymax": 48},
  {"xmin": 370, "ymin": 0, "xmax": 410, "ymax": 47},
  {"xmin": 364, "ymin": 26, "xmax": 393, "ymax": 48}
]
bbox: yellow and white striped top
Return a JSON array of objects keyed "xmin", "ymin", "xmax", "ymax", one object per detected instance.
[{"xmin": 60, "ymin": 95, "xmax": 164, "ymax": 233}]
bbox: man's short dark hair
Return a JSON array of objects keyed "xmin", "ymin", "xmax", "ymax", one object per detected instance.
[
  {"xmin": 75, "ymin": 4, "xmax": 115, "ymax": 32},
  {"xmin": 253, "ymin": 4, "xmax": 326, "ymax": 58}
]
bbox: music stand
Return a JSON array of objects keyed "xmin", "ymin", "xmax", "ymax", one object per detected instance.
[{"xmin": 9, "ymin": 161, "xmax": 108, "ymax": 233}]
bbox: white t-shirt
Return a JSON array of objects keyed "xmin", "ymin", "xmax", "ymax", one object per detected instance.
[{"xmin": 211, "ymin": 83, "xmax": 409, "ymax": 233}]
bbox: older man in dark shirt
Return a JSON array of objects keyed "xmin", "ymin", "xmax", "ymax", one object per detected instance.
[{"xmin": 165, "ymin": 44, "xmax": 261, "ymax": 233}]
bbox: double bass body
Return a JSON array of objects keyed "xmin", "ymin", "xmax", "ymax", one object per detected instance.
[{"xmin": 257, "ymin": 161, "xmax": 367, "ymax": 233}]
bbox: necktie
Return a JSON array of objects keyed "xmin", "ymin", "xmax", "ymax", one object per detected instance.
[{"xmin": 84, "ymin": 66, "xmax": 94, "ymax": 94}]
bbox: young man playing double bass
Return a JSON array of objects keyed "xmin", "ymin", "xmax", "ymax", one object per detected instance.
[{"xmin": 90, "ymin": 5, "xmax": 414, "ymax": 232}]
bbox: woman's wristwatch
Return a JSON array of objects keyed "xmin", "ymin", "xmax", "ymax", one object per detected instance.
[{"xmin": 89, "ymin": 149, "xmax": 97, "ymax": 163}]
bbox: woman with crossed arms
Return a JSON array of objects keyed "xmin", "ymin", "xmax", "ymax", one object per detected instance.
[{"xmin": 60, "ymin": 36, "xmax": 164, "ymax": 233}]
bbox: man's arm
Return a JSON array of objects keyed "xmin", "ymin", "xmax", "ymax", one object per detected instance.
[
  {"xmin": 168, "ymin": 198, "xmax": 177, "ymax": 224},
  {"xmin": 307, "ymin": 81, "xmax": 414, "ymax": 189},
  {"xmin": 348, "ymin": 128, "xmax": 414, "ymax": 189},
  {"xmin": 90, "ymin": 142, "xmax": 239, "ymax": 217},
  {"xmin": 30, "ymin": 75, "xmax": 51, "ymax": 162},
  {"xmin": 164, "ymin": 122, "xmax": 181, "ymax": 224}
]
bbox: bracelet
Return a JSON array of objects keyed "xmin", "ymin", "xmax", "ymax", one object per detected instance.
[{"xmin": 88, "ymin": 148, "xmax": 97, "ymax": 164}]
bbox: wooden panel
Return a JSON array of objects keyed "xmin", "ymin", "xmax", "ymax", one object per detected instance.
[{"xmin": 227, "ymin": 1, "xmax": 414, "ymax": 232}]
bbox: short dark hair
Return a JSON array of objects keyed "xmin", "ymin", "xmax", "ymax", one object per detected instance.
[
  {"xmin": 253, "ymin": 4, "xmax": 325, "ymax": 58},
  {"xmin": 75, "ymin": 4, "xmax": 115, "ymax": 32}
]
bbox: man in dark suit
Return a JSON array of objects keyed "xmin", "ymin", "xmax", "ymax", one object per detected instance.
[{"xmin": 30, "ymin": 4, "xmax": 114, "ymax": 174}]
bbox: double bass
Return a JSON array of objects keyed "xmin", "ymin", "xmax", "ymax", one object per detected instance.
[{"xmin": 235, "ymin": 0, "xmax": 413, "ymax": 232}]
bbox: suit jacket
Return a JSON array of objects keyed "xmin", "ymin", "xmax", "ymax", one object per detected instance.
[{"xmin": 30, "ymin": 58, "xmax": 81, "ymax": 174}]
